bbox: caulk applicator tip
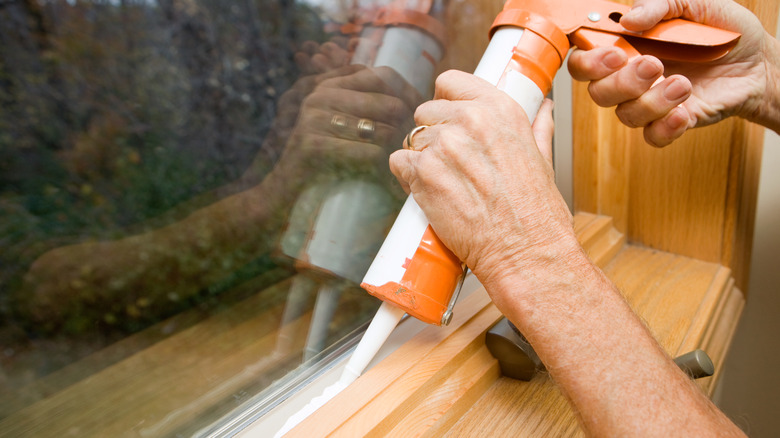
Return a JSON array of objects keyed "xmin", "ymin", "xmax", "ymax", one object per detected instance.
[{"xmin": 273, "ymin": 301, "xmax": 405, "ymax": 437}]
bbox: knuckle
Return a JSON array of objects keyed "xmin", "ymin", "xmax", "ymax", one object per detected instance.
[
  {"xmin": 434, "ymin": 128, "xmax": 458, "ymax": 153},
  {"xmin": 413, "ymin": 103, "xmax": 430, "ymax": 123},
  {"xmin": 615, "ymin": 73, "xmax": 643, "ymax": 101},
  {"xmin": 615, "ymin": 105, "xmax": 642, "ymax": 128},
  {"xmin": 459, "ymin": 105, "xmax": 488, "ymax": 131},
  {"xmin": 414, "ymin": 155, "xmax": 440, "ymax": 186},
  {"xmin": 587, "ymin": 82, "xmax": 612, "ymax": 107},
  {"xmin": 301, "ymin": 89, "xmax": 327, "ymax": 109},
  {"xmin": 434, "ymin": 70, "xmax": 458, "ymax": 91}
]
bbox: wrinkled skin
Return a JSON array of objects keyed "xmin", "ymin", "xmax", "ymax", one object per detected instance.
[
  {"xmin": 388, "ymin": 70, "xmax": 571, "ymax": 304},
  {"xmin": 567, "ymin": 0, "xmax": 779, "ymax": 146}
]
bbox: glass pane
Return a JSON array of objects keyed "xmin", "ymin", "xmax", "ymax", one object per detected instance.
[{"xmin": 0, "ymin": 0, "xmax": 488, "ymax": 435}]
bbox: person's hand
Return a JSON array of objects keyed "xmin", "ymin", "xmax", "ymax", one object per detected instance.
[
  {"xmin": 388, "ymin": 70, "xmax": 577, "ymax": 305},
  {"xmin": 276, "ymin": 65, "xmax": 423, "ymax": 193},
  {"xmin": 567, "ymin": 0, "xmax": 778, "ymax": 146},
  {"xmin": 241, "ymin": 39, "xmax": 357, "ymax": 183},
  {"xmin": 295, "ymin": 38, "xmax": 351, "ymax": 75}
]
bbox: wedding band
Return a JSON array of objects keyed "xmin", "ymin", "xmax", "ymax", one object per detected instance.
[
  {"xmin": 357, "ymin": 118, "xmax": 375, "ymax": 140},
  {"xmin": 330, "ymin": 114, "xmax": 348, "ymax": 130},
  {"xmin": 404, "ymin": 125, "xmax": 429, "ymax": 151}
]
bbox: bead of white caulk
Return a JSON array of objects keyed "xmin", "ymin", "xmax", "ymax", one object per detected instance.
[{"xmin": 273, "ymin": 301, "xmax": 405, "ymax": 437}]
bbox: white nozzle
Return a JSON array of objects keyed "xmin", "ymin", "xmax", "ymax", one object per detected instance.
[{"xmin": 339, "ymin": 302, "xmax": 405, "ymax": 386}]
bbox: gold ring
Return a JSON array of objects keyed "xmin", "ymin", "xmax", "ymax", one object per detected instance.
[
  {"xmin": 331, "ymin": 114, "xmax": 348, "ymax": 131},
  {"xmin": 357, "ymin": 118, "xmax": 375, "ymax": 140},
  {"xmin": 404, "ymin": 125, "xmax": 429, "ymax": 151}
]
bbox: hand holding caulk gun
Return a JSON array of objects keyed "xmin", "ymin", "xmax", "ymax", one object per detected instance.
[
  {"xmin": 567, "ymin": 0, "xmax": 780, "ymax": 146},
  {"xmin": 278, "ymin": 0, "xmax": 780, "ymax": 435}
]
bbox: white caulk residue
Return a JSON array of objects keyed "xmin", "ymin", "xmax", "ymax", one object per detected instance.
[{"xmin": 274, "ymin": 301, "xmax": 405, "ymax": 437}]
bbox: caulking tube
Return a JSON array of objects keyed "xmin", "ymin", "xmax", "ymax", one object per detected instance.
[{"xmin": 361, "ymin": 23, "xmax": 565, "ymax": 326}]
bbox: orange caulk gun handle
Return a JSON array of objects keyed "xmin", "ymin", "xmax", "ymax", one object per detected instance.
[{"xmin": 491, "ymin": 0, "xmax": 740, "ymax": 67}]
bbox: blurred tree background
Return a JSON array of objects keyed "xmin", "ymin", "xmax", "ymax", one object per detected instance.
[{"xmin": 0, "ymin": 0, "xmax": 326, "ymax": 337}]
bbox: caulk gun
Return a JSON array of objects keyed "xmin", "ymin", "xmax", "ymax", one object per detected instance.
[{"xmin": 276, "ymin": 1, "xmax": 739, "ymax": 435}]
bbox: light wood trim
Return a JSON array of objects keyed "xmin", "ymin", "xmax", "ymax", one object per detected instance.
[
  {"xmin": 572, "ymin": 0, "xmax": 779, "ymax": 293},
  {"xmin": 285, "ymin": 213, "xmax": 744, "ymax": 437}
]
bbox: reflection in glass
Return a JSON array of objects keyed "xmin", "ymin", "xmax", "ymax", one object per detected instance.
[{"xmin": 0, "ymin": 0, "xmax": 444, "ymax": 435}]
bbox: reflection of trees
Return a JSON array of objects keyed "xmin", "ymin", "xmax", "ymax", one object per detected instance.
[{"xmin": 0, "ymin": 0, "xmax": 325, "ymax": 335}]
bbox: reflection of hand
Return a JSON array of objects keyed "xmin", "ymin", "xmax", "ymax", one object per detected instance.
[
  {"xmin": 389, "ymin": 70, "xmax": 574, "ymax": 302},
  {"xmin": 567, "ymin": 0, "xmax": 780, "ymax": 146},
  {"xmin": 295, "ymin": 39, "xmax": 351, "ymax": 75},
  {"xmin": 276, "ymin": 65, "xmax": 422, "ymax": 191}
]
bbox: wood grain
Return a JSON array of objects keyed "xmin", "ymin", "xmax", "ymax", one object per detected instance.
[
  {"xmin": 572, "ymin": 0, "xmax": 778, "ymax": 293},
  {"xmin": 283, "ymin": 213, "xmax": 744, "ymax": 437}
]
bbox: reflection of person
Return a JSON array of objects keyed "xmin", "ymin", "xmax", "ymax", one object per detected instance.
[
  {"xmin": 14, "ymin": 41, "xmax": 421, "ymax": 335},
  {"xmin": 389, "ymin": 1, "xmax": 777, "ymax": 435}
]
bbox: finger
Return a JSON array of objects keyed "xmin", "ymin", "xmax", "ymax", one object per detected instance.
[
  {"xmin": 568, "ymin": 47, "xmax": 628, "ymax": 81},
  {"xmin": 300, "ymin": 40, "xmax": 320, "ymax": 56},
  {"xmin": 295, "ymin": 52, "xmax": 315, "ymax": 75},
  {"xmin": 614, "ymin": 75, "xmax": 692, "ymax": 128},
  {"xmin": 587, "ymin": 55, "xmax": 664, "ymax": 107},
  {"xmin": 388, "ymin": 149, "xmax": 416, "ymax": 194},
  {"xmin": 432, "ymin": 70, "xmax": 498, "ymax": 102},
  {"xmin": 532, "ymin": 99, "xmax": 555, "ymax": 167},
  {"xmin": 371, "ymin": 66, "xmax": 425, "ymax": 110},
  {"xmin": 329, "ymin": 35, "xmax": 349, "ymax": 50},
  {"xmin": 310, "ymin": 53, "xmax": 332, "ymax": 74},
  {"xmin": 311, "ymin": 42, "xmax": 349, "ymax": 72},
  {"xmin": 320, "ymin": 67, "xmax": 400, "ymax": 96},
  {"xmin": 413, "ymin": 99, "xmax": 458, "ymax": 126},
  {"xmin": 293, "ymin": 133, "xmax": 395, "ymax": 178},
  {"xmin": 402, "ymin": 123, "xmax": 441, "ymax": 153},
  {"xmin": 321, "ymin": 41, "xmax": 350, "ymax": 68},
  {"xmin": 643, "ymin": 106, "xmax": 691, "ymax": 147},
  {"xmin": 304, "ymin": 88, "xmax": 413, "ymax": 127},
  {"xmin": 312, "ymin": 64, "xmax": 366, "ymax": 86},
  {"xmin": 301, "ymin": 108, "xmax": 407, "ymax": 152},
  {"xmin": 620, "ymin": 0, "xmax": 672, "ymax": 32}
]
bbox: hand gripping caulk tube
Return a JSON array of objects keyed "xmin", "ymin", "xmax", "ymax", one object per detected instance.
[
  {"xmin": 360, "ymin": 5, "xmax": 568, "ymax": 327},
  {"xmin": 361, "ymin": 0, "xmax": 741, "ymax": 327}
]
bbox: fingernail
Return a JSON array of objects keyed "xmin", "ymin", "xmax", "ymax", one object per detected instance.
[
  {"xmin": 636, "ymin": 58, "xmax": 662, "ymax": 80},
  {"xmin": 663, "ymin": 78, "xmax": 690, "ymax": 101},
  {"xmin": 603, "ymin": 50, "xmax": 627, "ymax": 69}
]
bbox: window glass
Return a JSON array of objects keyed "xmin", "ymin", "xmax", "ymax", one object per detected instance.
[{"xmin": 0, "ymin": 0, "xmax": 473, "ymax": 436}]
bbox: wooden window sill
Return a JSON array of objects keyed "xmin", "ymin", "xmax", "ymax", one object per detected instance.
[
  {"xmin": 277, "ymin": 212, "xmax": 744, "ymax": 437},
  {"xmin": 0, "ymin": 212, "xmax": 743, "ymax": 437}
]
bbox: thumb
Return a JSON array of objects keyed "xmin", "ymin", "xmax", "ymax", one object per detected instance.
[
  {"xmin": 620, "ymin": 0, "xmax": 671, "ymax": 32},
  {"xmin": 531, "ymin": 99, "xmax": 555, "ymax": 167}
]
